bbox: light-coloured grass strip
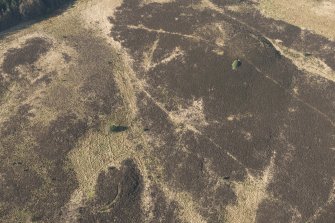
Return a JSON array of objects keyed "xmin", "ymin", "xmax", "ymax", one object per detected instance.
[{"xmin": 225, "ymin": 152, "xmax": 276, "ymax": 223}]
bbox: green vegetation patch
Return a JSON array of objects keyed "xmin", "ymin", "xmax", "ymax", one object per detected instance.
[
  {"xmin": 232, "ymin": 59, "xmax": 242, "ymax": 70},
  {"xmin": 0, "ymin": 0, "xmax": 19, "ymax": 12},
  {"xmin": 110, "ymin": 124, "xmax": 128, "ymax": 133}
]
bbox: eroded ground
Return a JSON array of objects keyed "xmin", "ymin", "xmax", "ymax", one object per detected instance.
[{"xmin": 0, "ymin": 0, "xmax": 334, "ymax": 222}]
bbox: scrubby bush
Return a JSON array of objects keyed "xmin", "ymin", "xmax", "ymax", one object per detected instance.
[
  {"xmin": 0, "ymin": 0, "xmax": 19, "ymax": 14},
  {"xmin": 232, "ymin": 59, "xmax": 241, "ymax": 70},
  {"xmin": 110, "ymin": 125, "xmax": 128, "ymax": 133},
  {"xmin": 19, "ymin": 0, "xmax": 45, "ymax": 18}
]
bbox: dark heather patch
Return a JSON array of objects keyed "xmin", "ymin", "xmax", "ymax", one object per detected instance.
[
  {"xmin": 255, "ymin": 199, "xmax": 294, "ymax": 223},
  {"xmin": 0, "ymin": 104, "xmax": 34, "ymax": 137},
  {"xmin": 268, "ymin": 99, "xmax": 335, "ymax": 220},
  {"xmin": 0, "ymin": 37, "xmax": 52, "ymax": 99},
  {"xmin": 111, "ymin": 0, "xmax": 335, "ymax": 221},
  {"xmin": 223, "ymin": 4, "xmax": 335, "ymax": 70},
  {"xmin": 164, "ymin": 151, "xmax": 206, "ymax": 192},
  {"xmin": 62, "ymin": 52, "xmax": 71, "ymax": 62},
  {"xmin": 34, "ymin": 113, "xmax": 88, "ymax": 160},
  {"xmin": 80, "ymin": 67, "xmax": 121, "ymax": 117},
  {"xmin": 112, "ymin": 0, "xmax": 219, "ymax": 65},
  {"xmin": 0, "ymin": 163, "xmax": 43, "ymax": 213},
  {"xmin": 29, "ymin": 160, "xmax": 78, "ymax": 222},
  {"xmin": 112, "ymin": 1, "xmax": 278, "ymax": 220},
  {"xmin": 136, "ymin": 92, "xmax": 182, "ymax": 176},
  {"xmin": 0, "ymin": 105, "xmax": 78, "ymax": 222},
  {"xmin": 79, "ymin": 159, "xmax": 143, "ymax": 223},
  {"xmin": 10, "ymin": 113, "xmax": 86, "ymax": 222},
  {"xmin": 111, "ymin": 0, "xmax": 291, "ymax": 174},
  {"xmin": 176, "ymin": 132, "xmax": 238, "ymax": 221},
  {"xmin": 0, "ymin": 104, "xmax": 41, "ymax": 218},
  {"xmin": 220, "ymin": 9, "xmax": 335, "ymax": 120},
  {"xmin": 150, "ymin": 185, "xmax": 181, "ymax": 223},
  {"xmin": 211, "ymin": 0, "xmax": 248, "ymax": 6},
  {"xmin": 290, "ymin": 75, "xmax": 335, "ymax": 121},
  {"xmin": 175, "ymin": 154, "xmax": 205, "ymax": 191},
  {"xmin": 180, "ymin": 131, "xmax": 246, "ymax": 182},
  {"xmin": 138, "ymin": 95, "xmax": 239, "ymax": 221},
  {"xmin": 2, "ymin": 37, "xmax": 52, "ymax": 76},
  {"xmin": 136, "ymin": 92, "xmax": 175, "ymax": 142},
  {"xmin": 113, "ymin": 25, "xmax": 158, "ymax": 55},
  {"xmin": 215, "ymin": 3, "xmax": 335, "ymax": 117},
  {"xmin": 0, "ymin": 75, "xmax": 8, "ymax": 98},
  {"xmin": 67, "ymin": 34, "xmax": 122, "ymax": 118},
  {"xmin": 314, "ymin": 204, "xmax": 335, "ymax": 223},
  {"xmin": 214, "ymin": 184, "xmax": 237, "ymax": 206}
]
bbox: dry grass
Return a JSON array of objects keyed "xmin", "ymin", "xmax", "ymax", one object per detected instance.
[
  {"xmin": 225, "ymin": 152, "xmax": 276, "ymax": 223},
  {"xmin": 259, "ymin": 0, "xmax": 335, "ymax": 40},
  {"xmin": 162, "ymin": 185, "xmax": 207, "ymax": 223},
  {"xmin": 69, "ymin": 128, "xmax": 134, "ymax": 198},
  {"xmin": 269, "ymin": 39, "xmax": 335, "ymax": 83},
  {"xmin": 80, "ymin": 0, "xmax": 123, "ymax": 36},
  {"xmin": 192, "ymin": 0, "xmax": 225, "ymax": 13},
  {"xmin": 170, "ymin": 98, "xmax": 209, "ymax": 133}
]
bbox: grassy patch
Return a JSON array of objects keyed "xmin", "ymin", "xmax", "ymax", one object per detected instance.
[{"xmin": 259, "ymin": 0, "xmax": 335, "ymax": 40}]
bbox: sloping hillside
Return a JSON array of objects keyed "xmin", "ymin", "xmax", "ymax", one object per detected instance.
[
  {"xmin": 0, "ymin": 0, "xmax": 73, "ymax": 31},
  {"xmin": 0, "ymin": 0, "xmax": 334, "ymax": 222}
]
